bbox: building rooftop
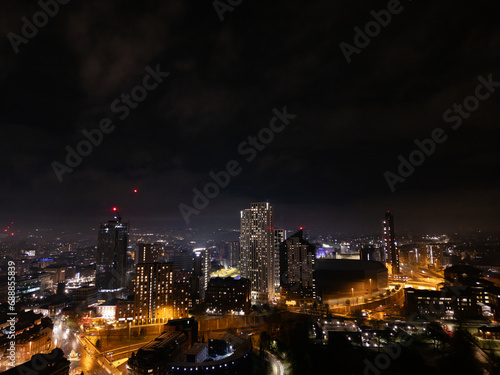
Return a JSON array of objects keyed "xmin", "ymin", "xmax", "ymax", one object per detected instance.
[{"xmin": 185, "ymin": 342, "xmax": 207, "ymax": 356}]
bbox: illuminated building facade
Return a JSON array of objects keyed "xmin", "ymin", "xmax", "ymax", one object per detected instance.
[
  {"xmin": 240, "ymin": 202, "xmax": 275, "ymax": 301},
  {"xmin": 274, "ymin": 229, "xmax": 286, "ymax": 295},
  {"xmin": 173, "ymin": 271, "xmax": 191, "ymax": 318},
  {"xmin": 383, "ymin": 211, "xmax": 399, "ymax": 274},
  {"xmin": 205, "ymin": 277, "xmax": 251, "ymax": 314},
  {"xmin": 137, "ymin": 243, "xmax": 162, "ymax": 263},
  {"xmin": 230, "ymin": 241, "xmax": 240, "ymax": 268},
  {"xmin": 134, "ymin": 262, "xmax": 174, "ymax": 324}
]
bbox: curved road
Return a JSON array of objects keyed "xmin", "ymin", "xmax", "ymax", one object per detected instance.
[{"xmin": 264, "ymin": 350, "xmax": 286, "ymax": 375}]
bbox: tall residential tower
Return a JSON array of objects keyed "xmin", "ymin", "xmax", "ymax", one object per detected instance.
[
  {"xmin": 383, "ymin": 211, "xmax": 399, "ymax": 274},
  {"xmin": 279, "ymin": 229, "xmax": 316, "ymax": 301},
  {"xmin": 240, "ymin": 202, "xmax": 275, "ymax": 301}
]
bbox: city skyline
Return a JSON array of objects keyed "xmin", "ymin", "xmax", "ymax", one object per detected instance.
[{"xmin": 2, "ymin": 1, "xmax": 500, "ymax": 374}]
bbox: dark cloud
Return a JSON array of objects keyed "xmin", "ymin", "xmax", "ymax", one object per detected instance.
[{"xmin": 0, "ymin": 0, "xmax": 499, "ymax": 234}]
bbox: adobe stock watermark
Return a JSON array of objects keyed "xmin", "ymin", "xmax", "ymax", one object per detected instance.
[
  {"xmin": 364, "ymin": 285, "xmax": 466, "ymax": 375},
  {"xmin": 384, "ymin": 74, "xmax": 499, "ymax": 192},
  {"xmin": 52, "ymin": 64, "xmax": 169, "ymax": 182},
  {"xmin": 8, "ymin": 0, "xmax": 72, "ymax": 54},
  {"xmin": 7, "ymin": 261, "xmax": 16, "ymax": 368},
  {"xmin": 213, "ymin": 0, "xmax": 243, "ymax": 22},
  {"xmin": 178, "ymin": 106, "xmax": 297, "ymax": 224},
  {"xmin": 339, "ymin": 0, "xmax": 410, "ymax": 64}
]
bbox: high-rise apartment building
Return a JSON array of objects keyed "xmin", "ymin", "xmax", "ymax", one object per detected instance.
[
  {"xmin": 230, "ymin": 241, "xmax": 240, "ymax": 268},
  {"xmin": 96, "ymin": 214, "xmax": 128, "ymax": 298},
  {"xmin": 240, "ymin": 202, "xmax": 274, "ymax": 301},
  {"xmin": 191, "ymin": 248, "xmax": 209, "ymax": 304},
  {"xmin": 383, "ymin": 211, "xmax": 399, "ymax": 274},
  {"xmin": 134, "ymin": 262, "xmax": 174, "ymax": 324},
  {"xmin": 279, "ymin": 229, "xmax": 316, "ymax": 300},
  {"xmin": 274, "ymin": 229, "xmax": 286, "ymax": 295}
]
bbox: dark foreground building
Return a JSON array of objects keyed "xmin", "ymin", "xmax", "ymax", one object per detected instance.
[
  {"xmin": 2, "ymin": 348, "xmax": 69, "ymax": 375},
  {"xmin": 127, "ymin": 318, "xmax": 252, "ymax": 375}
]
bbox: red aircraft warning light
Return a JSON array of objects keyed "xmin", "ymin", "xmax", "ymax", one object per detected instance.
[
  {"xmin": 112, "ymin": 207, "xmax": 118, "ymax": 212},
  {"xmin": 133, "ymin": 189, "xmax": 138, "ymax": 193}
]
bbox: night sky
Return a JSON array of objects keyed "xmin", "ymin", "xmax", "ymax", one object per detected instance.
[{"xmin": 1, "ymin": 0, "xmax": 499, "ymax": 234}]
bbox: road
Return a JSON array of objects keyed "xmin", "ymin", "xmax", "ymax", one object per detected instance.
[
  {"xmin": 264, "ymin": 350, "xmax": 286, "ymax": 375},
  {"xmin": 400, "ymin": 264, "xmax": 443, "ymax": 290},
  {"xmin": 52, "ymin": 319, "xmax": 117, "ymax": 375}
]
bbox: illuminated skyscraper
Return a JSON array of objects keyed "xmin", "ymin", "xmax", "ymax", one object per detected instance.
[
  {"xmin": 191, "ymin": 247, "xmax": 210, "ymax": 304},
  {"xmin": 96, "ymin": 214, "xmax": 128, "ymax": 298},
  {"xmin": 239, "ymin": 202, "xmax": 274, "ymax": 301},
  {"xmin": 383, "ymin": 211, "xmax": 399, "ymax": 274}
]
